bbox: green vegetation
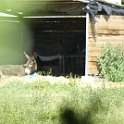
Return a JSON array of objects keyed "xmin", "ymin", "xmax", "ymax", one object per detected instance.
[
  {"xmin": 37, "ymin": 68, "xmax": 53, "ymax": 76},
  {"xmin": 122, "ymin": 0, "xmax": 124, "ymax": 4},
  {"xmin": 97, "ymin": 44, "xmax": 124, "ymax": 82},
  {"xmin": 0, "ymin": 78, "xmax": 124, "ymax": 124}
]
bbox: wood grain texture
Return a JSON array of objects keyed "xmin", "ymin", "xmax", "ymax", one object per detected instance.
[{"xmin": 88, "ymin": 15, "xmax": 124, "ymax": 74}]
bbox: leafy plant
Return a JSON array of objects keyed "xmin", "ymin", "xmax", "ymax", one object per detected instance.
[
  {"xmin": 122, "ymin": 0, "xmax": 124, "ymax": 4},
  {"xmin": 37, "ymin": 68, "xmax": 52, "ymax": 76},
  {"xmin": 97, "ymin": 44, "xmax": 124, "ymax": 82}
]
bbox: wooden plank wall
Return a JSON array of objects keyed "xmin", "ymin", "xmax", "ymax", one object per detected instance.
[{"xmin": 88, "ymin": 15, "xmax": 124, "ymax": 74}]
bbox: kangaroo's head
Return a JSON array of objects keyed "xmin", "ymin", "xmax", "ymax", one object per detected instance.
[{"xmin": 24, "ymin": 52, "xmax": 37, "ymax": 75}]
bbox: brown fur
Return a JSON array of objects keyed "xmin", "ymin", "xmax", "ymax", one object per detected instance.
[{"xmin": 0, "ymin": 52, "xmax": 37, "ymax": 76}]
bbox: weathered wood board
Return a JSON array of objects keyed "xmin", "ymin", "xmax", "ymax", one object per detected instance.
[{"xmin": 88, "ymin": 15, "xmax": 124, "ymax": 74}]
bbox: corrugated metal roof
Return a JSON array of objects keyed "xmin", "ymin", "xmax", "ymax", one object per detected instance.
[{"xmin": 0, "ymin": 0, "xmax": 124, "ymax": 18}]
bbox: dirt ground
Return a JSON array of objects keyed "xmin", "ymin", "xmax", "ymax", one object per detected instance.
[{"xmin": 0, "ymin": 75, "xmax": 124, "ymax": 89}]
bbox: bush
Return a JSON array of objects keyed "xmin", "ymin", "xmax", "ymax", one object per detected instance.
[{"xmin": 97, "ymin": 44, "xmax": 124, "ymax": 82}]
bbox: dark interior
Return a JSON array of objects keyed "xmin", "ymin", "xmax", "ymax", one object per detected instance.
[{"xmin": 25, "ymin": 17, "xmax": 86, "ymax": 76}]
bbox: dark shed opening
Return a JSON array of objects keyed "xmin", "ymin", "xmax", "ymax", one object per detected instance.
[{"xmin": 25, "ymin": 16, "xmax": 86, "ymax": 76}]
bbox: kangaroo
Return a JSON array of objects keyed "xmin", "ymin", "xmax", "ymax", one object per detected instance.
[{"xmin": 0, "ymin": 52, "xmax": 37, "ymax": 77}]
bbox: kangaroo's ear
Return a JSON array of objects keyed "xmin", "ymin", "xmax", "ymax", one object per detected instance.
[
  {"xmin": 33, "ymin": 52, "xmax": 37, "ymax": 59},
  {"xmin": 24, "ymin": 51, "xmax": 30, "ymax": 59}
]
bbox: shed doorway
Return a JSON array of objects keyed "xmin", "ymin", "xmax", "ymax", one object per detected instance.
[{"xmin": 27, "ymin": 16, "xmax": 86, "ymax": 76}]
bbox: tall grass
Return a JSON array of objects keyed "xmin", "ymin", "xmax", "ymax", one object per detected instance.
[{"xmin": 0, "ymin": 78, "xmax": 124, "ymax": 124}]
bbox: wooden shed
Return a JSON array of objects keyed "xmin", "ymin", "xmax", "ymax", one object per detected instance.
[
  {"xmin": 0, "ymin": 0, "xmax": 124, "ymax": 76},
  {"xmin": 86, "ymin": 0, "xmax": 124, "ymax": 75}
]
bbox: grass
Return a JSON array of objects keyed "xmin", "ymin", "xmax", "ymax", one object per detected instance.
[{"xmin": 0, "ymin": 77, "xmax": 124, "ymax": 124}]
